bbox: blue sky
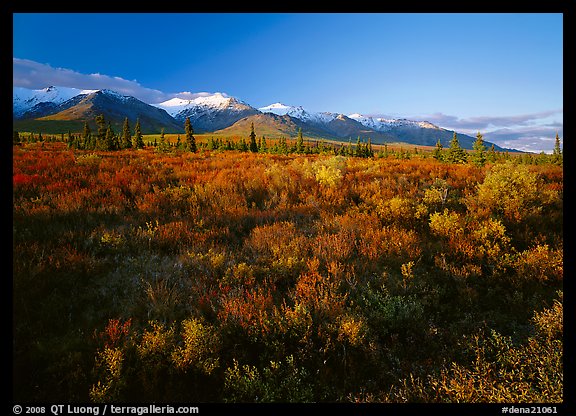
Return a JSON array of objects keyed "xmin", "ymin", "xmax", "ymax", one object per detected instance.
[{"xmin": 13, "ymin": 13, "xmax": 563, "ymax": 152}]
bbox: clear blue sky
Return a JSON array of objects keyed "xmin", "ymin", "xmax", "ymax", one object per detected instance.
[{"xmin": 13, "ymin": 13, "xmax": 563, "ymax": 152}]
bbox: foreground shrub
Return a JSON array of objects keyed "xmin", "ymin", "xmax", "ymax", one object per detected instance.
[
  {"xmin": 469, "ymin": 162, "xmax": 556, "ymax": 222},
  {"xmin": 379, "ymin": 292, "xmax": 563, "ymax": 403},
  {"xmin": 223, "ymin": 355, "xmax": 313, "ymax": 402}
]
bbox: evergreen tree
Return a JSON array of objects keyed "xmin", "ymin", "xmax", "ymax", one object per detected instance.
[
  {"xmin": 296, "ymin": 128, "xmax": 304, "ymax": 153},
  {"xmin": 105, "ymin": 122, "xmax": 117, "ymax": 150},
  {"xmin": 366, "ymin": 138, "xmax": 374, "ymax": 157},
  {"xmin": 238, "ymin": 138, "xmax": 248, "ymax": 152},
  {"xmin": 260, "ymin": 135, "xmax": 268, "ymax": 153},
  {"xmin": 133, "ymin": 118, "xmax": 144, "ymax": 149},
  {"xmin": 249, "ymin": 122, "xmax": 258, "ymax": 153},
  {"xmin": 432, "ymin": 139, "xmax": 443, "ymax": 161},
  {"xmin": 278, "ymin": 137, "xmax": 288, "ymax": 154},
  {"xmin": 487, "ymin": 143, "xmax": 497, "ymax": 163},
  {"xmin": 121, "ymin": 117, "xmax": 132, "ymax": 149},
  {"xmin": 446, "ymin": 132, "xmax": 467, "ymax": 164},
  {"xmin": 207, "ymin": 136, "xmax": 216, "ymax": 150},
  {"xmin": 355, "ymin": 136, "xmax": 363, "ymax": 157},
  {"xmin": 95, "ymin": 114, "xmax": 107, "ymax": 150},
  {"xmin": 82, "ymin": 122, "xmax": 92, "ymax": 149},
  {"xmin": 552, "ymin": 133, "xmax": 562, "ymax": 165},
  {"xmin": 13, "ymin": 130, "xmax": 20, "ymax": 145},
  {"xmin": 185, "ymin": 117, "xmax": 197, "ymax": 152},
  {"xmin": 471, "ymin": 132, "xmax": 487, "ymax": 167}
]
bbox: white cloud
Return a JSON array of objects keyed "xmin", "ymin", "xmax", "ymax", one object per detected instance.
[
  {"xmin": 13, "ymin": 58, "xmax": 171, "ymax": 103},
  {"xmin": 406, "ymin": 110, "xmax": 563, "ymax": 154}
]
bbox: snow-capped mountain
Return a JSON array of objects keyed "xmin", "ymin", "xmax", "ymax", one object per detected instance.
[
  {"xmin": 153, "ymin": 93, "xmax": 259, "ymax": 132},
  {"xmin": 257, "ymin": 102, "xmax": 484, "ymax": 148},
  {"xmin": 259, "ymin": 104, "xmax": 444, "ymax": 135},
  {"xmin": 13, "ymin": 85, "xmax": 506, "ymax": 150},
  {"xmin": 257, "ymin": 103, "xmax": 389, "ymax": 141},
  {"xmin": 259, "ymin": 102, "xmax": 339, "ymax": 125},
  {"xmin": 13, "ymin": 87, "xmax": 182, "ymax": 133},
  {"xmin": 348, "ymin": 113, "xmax": 441, "ymax": 132},
  {"xmin": 13, "ymin": 86, "xmax": 97, "ymax": 118}
]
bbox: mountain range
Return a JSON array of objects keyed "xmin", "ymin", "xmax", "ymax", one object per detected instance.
[{"xmin": 13, "ymin": 86, "xmax": 507, "ymax": 151}]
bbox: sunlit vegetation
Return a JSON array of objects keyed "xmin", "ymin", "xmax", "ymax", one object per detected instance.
[{"xmin": 13, "ymin": 135, "xmax": 562, "ymax": 403}]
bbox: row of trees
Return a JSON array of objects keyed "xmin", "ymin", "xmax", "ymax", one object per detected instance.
[
  {"xmin": 55, "ymin": 115, "xmax": 198, "ymax": 152},
  {"xmin": 13, "ymin": 116, "xmax": 563, "ymax": 166},
  {"xmin": 432, "ymin": 131, "xmax": 563, "ymax": 166}
]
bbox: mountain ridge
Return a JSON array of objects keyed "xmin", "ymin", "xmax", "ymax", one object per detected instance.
[{"xmin": 13, "ymin": 85, "xmax": 508, "ymax": 150}]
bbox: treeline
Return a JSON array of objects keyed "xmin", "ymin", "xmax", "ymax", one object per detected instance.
[{"xmin": 13, "ymin": 115, "xmax": 563, "ymax": 166}]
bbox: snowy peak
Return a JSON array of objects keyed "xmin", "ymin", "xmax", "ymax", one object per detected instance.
[
  {"xmin": 258, "ymin": 102, "xmax": 297, "ymax": 116},
  {"xmin": 96, "ymin": 89, "xmax": 133, "ymax": 102},
  {"xmin": 348, "ymin": 113, "xmax": 441, "ymax": 132},
  {"xmin": 151, "ymin": 92, "xmax": 259, "ymax": 131},
  {"xmin": 259, "ymin": 102, "xmax": 339, "ymax": 124},
  {"xmin": 13, "ymin": 85, "xmax": 97, "ymax": 117},
  {"xmin": 153, "ymin": 92, "xmax": 254, "ymax": 119},
  {"xmin": 260, "ymin": 102, "xmax": 290, "ymax": 110}
]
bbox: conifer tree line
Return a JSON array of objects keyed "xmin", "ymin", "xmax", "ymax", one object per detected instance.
[{"xmin": 13, "ymin": 116, "xmax": 563, "ymax": 166}]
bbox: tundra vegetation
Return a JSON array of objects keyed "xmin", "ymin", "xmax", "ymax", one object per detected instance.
[{"xmin": 13, "ymin": 124, "xmax": 563, "ymax": 403}]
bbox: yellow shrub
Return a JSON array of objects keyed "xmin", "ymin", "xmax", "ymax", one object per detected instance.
[
  {"xmin": 473, "ymin": 162, "xmax": 542, "ymax": 222},
  {"xmin": 429, "ymin": 209, "xmax": 464, "ymax": 237},
  {"xmin": 338, "ymin": 314, "xmax": 366, "ymax": 347},
  {"xmin": 172, "ymin": 318, "xmax": 221, "ymax": 375}
]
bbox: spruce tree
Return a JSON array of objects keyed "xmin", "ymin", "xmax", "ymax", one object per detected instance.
[
  {"xmin": 487, "ymin": 143, "xmax": 497, "ymax": 163},
  {"xmin": 238, "ymin": 138, "xmax": 248, "ymax": 152},
  {"xmin": 278, "ymin": 137, "xmax": 288, "ymax": 154},
  {"xmin": 366, "ymin": 138, "xmax": 374, "ymax": 157},
  {"xmin": 95, "ymin": 114, "xmax": 107, "ymax": 150},
  {"xmin": 105, "ymin": 122, "xmax": 117, "ymax": 150},
  {"xmin": 552, "ymin": 133, "xmax": 562, "ymax": 165},
  {"xmin": 133, "ymin": 118, "xmax": 144, "ymax": 149},
  {"xmin": 432, "ymin": 139, "xmax": 443, "ymax": 161},
  {"xmin": 185, "ymin": 117, "xmax": 197, "ymax": 152},
  {"xmin": 121, "ymin": 117, "xmax": 132, "ymax": 149},
  {"xmin": 82, "ymin": 122, "xmax": 92, "ymax": 149},
  {"xmin": 354, "ymin": 136, "xmax": 363, "ymax": 157},
  {"xmin": 447, "ymin": 132, "xmax": 467, "ymax": 164},
  {"xmin": 471, "ymin": 132, "xmax": 487, "ymax": 167},
  {"xmin": 296, "ymin": 128, "xmax": 304, "ymax": 153},
  {"xmin": 249, "ymin": 122, "xmax": 258, "ymax": 153},
  {"xmin": 157, "ymin": 128, "xmax": 170, "ymax": 153}
]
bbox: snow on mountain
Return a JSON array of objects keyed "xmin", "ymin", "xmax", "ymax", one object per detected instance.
[
  {"xmin": 153, "ymin": 93, "xmax": 254, "ymax": 119},
  {"xmin": 259, "ymin": 103, "xmax": 339, "ymax": 125},
  {"xmin": 258, "ymin": 102, "xmax": 292, "ymax": 115},
  {"xmin": 348, "ymin": 113, "xmax": 440, "ymax": 132},
  {"xmin": 14, "ymin": 85, "xmax": 486, "ymax": 148},
  {"xmin": 153, "ymin": 92, "xmax": 260, "ymax": 131},
  {"xmin": 97, "ymin": 89, "xmax": 133, "ymax": 102},
  {"xmin": 13, "ymin": 86, "xmax": 97, "ymax": 117}
]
